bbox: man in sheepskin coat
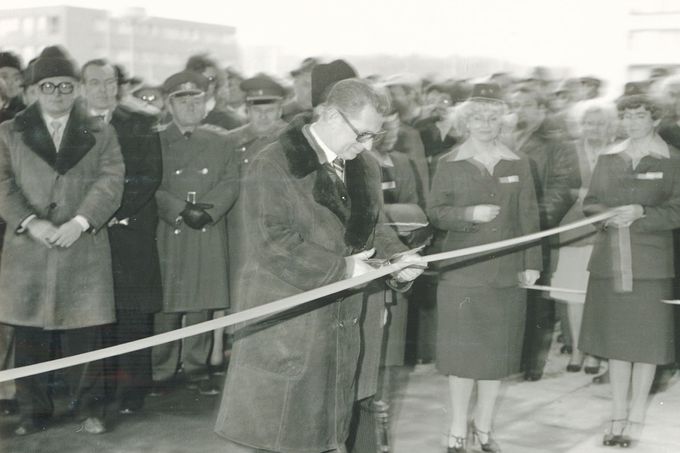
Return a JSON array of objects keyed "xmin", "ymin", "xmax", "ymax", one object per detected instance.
[{"xmin": 215, "ymin": 78, "xmax": 424, "ymax": 453}]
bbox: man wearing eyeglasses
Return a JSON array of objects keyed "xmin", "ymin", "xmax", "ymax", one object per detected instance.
[
  {"xmin": 215, "ymin": 75, "xmax": 424, "ymax": 453},
  {"xmin": 152, "ymin": 71, "xmax": 239, "ymax": 396},
  {"xmin": 0, "ymin": 46, "xmax": 124, "ymax": 436}
]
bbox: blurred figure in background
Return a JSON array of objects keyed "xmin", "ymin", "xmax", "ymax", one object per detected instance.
[
  {"xmin": 0, "ymin": 52, "xmax": 27, "ymax": 119},
  {"xmin": 219, "ymin": 73, "xmax": 287, "ymax": 372},
  {"xmin": 282, "ymin": 56, "xmax": 318, "ymax": 122},
  {"xmin": 507, "ymin": 86, "xmax": 580, "ymax": 382},
  {"xmin": 550, "ymin": 100, "xmax": 617, "ymax": 375},
  {"xmin": 384, "ymin": 74, "xmax": 429, "ymax": 213},
  {"xmin": 186, "ymin": 54, "xmax": 244, "ymax": 131}
]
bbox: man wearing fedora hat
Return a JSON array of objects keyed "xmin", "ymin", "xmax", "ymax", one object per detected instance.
[
  {"xmin": 151, "ymin": 71, "xmax": 239, "ymax": 395},
  {"xmin": 0, "ymin": 45, "xmax": 125, "ymax": 435},
  {"xmin": 215, "ymin": 69, "xmax": 424, "ymax": 452}
]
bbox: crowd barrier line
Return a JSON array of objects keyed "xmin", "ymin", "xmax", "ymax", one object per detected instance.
[{"xmin": 0, "ymin": 210, "xmax": 615, "ymax": 383}]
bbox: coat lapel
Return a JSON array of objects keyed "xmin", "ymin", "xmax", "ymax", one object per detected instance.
[
  {"xmin": 13, "ymin": 103, "xmax": 57, "ymax": 169},
  {"xmin": 279, "ymin": 115, "xmax": 380, "ymax": 251},
  {"xmin": 14, "ymin": 102, "xmax": 99, "ymax": 175}
]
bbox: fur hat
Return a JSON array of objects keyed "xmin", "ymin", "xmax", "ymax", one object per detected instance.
[
  {"xmin": 311, "ymin": 59, "xmax": 357, "ymax": 107},
  {"xmin": 28, "ymin": 46, "xmax": 77, "ymax": 85},
  {"xmin": 0, "ymin": 52, "xmax": 22, "ymax": 71}
]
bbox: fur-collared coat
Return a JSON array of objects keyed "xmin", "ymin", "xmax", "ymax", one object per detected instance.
[
  {"xmin": 0, "ymin": 102, "xmax": 124, "ymax": 329},
  {"xmin": 215, "ymin": 116, "xmax": 406, "ymax": 453}
]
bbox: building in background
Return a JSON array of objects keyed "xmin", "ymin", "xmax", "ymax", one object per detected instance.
[
  {"xmin": 0, "ymin": 6, "xmax": 239, "ymax": 84},
  {"xmin": 627, "ymin": 0, "xmax": 680, "ymax": 81}
]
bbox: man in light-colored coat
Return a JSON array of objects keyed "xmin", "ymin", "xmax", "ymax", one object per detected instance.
[{"xmin": 0, "ymin": 46, "xmax": 124, "ymax": 435}]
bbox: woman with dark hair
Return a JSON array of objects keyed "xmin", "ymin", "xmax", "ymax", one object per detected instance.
[
  {"xmin": 428, "ymin": 83, "xmax": 542, "ymax": 453},
  {"xmin": 580, "ymin": 83, "xmax": 680, "ymax": 448}
]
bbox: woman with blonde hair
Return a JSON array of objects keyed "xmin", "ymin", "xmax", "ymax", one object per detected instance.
[{"xmin": 428, "ymin": 83, "xmax": 542, "ymax": 453}]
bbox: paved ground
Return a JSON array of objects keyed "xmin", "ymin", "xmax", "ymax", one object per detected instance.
[{"xmin": 2, "ymin": 340, "xmax": 680, "ymax": 453}]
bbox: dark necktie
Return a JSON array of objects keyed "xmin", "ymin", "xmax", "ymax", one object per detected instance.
[{"xmin": 332, "ymin": 157, "xmax": 345, "ymax": 181}]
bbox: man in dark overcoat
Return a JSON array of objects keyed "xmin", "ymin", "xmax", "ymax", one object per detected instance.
[
  {"xmin": 152, "ymin": 71, "xmax": 239, "ymax": 394},
  {"xmin": 0, "ymin": 46, "xmax": 124, "ymax": 435},
  {"xmin": 214, "ymin": 78, "xmax": 424, "ymax": 453},
  {"xmin": 508, "ymin": 86, "xmax": 581, "ymax": 381},
  {"xmin": 81, "ymin": 59, "xmax": 163, "ymax": 413}
]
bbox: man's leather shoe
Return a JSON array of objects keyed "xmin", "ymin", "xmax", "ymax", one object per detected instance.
[{"xmin": 82, "ymin": 416, "xmax": 106, "ymax": 434}]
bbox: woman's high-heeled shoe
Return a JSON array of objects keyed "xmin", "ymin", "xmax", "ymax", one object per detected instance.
[
  {"xmin": 602, "ymin": 419, "xmax": 626, "ymax": 446},
  {"xmin": 583, "ymin": 356, "xmax": 601, "ymax": 375},
  {"xmin": 618, "ymin": 420, "xmax": 644, "ymax": 448},
  {"xmin": 446, "ymin": 434, "xmax": 467, "ymax": 453},
  {"xmin": 472, "ymin": 423, "xmax": 501, "ymax": 453}
]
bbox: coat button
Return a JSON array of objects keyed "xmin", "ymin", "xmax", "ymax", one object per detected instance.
[
  {"xmin": 174, "ymin": 169, "xmax": 183, "ymax": 175},
  {"xmin": 490, "ymin": 193, "xmax": 496, "ymax": 198},
  {"xmin": 200, "ymin": 168, "xmax": 209, "ymax": 175},
  {"xmin": 352, "ymin": 317, "xmax": 358, "ymax": 325},
  {"xmin": 48, "ymin": 202, "xmax": 57, "ymax": 210},
  {"xmin": 244, "ymin": 158, "xmax": 249, "ymax": 163},
  {"xmin": 337, "ymin": 321, "xmax": 345, "ymax": 328},
  {"xmin": 240, "ymin": 147, "xmax": 246, "ymax": 152}
]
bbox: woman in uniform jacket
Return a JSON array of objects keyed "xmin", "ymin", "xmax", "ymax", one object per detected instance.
[
  {"xmin": 427, "ymin": 83, "xmax": 542, "ymax": 453},
  {"xmin": 580, "ymin": 84, "xmax": 680, "ymax": 447}
]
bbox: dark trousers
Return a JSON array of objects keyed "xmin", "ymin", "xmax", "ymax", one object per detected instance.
[
  {"xmin": 521, "ymin": 291, "xmax": 556, "ymax": 376},
  {"xmin": 14, "ymin": 325, "xmax": 106, "ymax": 424},
  {"xmin": 103, "ymin": 310, "xmax": 154, "ymax": 410}
]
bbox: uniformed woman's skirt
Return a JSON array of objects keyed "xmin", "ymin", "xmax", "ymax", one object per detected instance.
[
  {"xmin": 436, "ymin": 283, "xmax": 527, "ymax": 379},
  {"xmin": 580, "ymin": 278, "xmax": 675, "ymax": 365}
]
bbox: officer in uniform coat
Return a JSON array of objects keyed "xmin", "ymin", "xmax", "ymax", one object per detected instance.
[
  {"xmin": 152, "ymin": 71, "xmax": 239, "ymax": 390},
  {"xmin": 226, "ymin": 74, "xmax": 288, "ymax": 313}
]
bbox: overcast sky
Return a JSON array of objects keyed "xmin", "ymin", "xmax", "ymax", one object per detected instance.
[{"xmin": 10, "ymin": 0, "xmax": 629, "ymax": 69}]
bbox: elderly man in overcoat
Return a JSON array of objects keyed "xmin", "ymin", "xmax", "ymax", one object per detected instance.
[
  {"xmin": 0, "ymin": 46, "xmax": 124, "ymax": 435},
  {"xmin": 215, "ymin": 78, "xmax": 424, "ymax": 453},
  {"xmin": 152, "ymin": 71, "xmax": 239, "ymax": 394}
]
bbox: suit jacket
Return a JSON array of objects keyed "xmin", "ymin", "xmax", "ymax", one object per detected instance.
[
  {"xmin": 215, "ymin": 115, "xmax": 406, "ymax": 453},
  {"xmin": 427, "ymin": 141, "xmax": 543, "ymax": 287},
  {"xmin": 107, "ymin": 106, "xmax": 163, "ymax": 313},
  {"xmin": 584, "ymin": 136, "xmax": 680, "ymax": 280},
  {"xmin": 0, "ymin": 102, "xmax": 124, "ymax": 329}
]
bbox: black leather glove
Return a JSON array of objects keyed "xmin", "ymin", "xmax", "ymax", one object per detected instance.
[{"xmin": 180, "ymin": 202, "xmax": 214, "ymax": 230}]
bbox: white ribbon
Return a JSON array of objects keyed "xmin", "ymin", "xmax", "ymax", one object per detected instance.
[{"xmin": 0, "ymin": 211, "xmax": 614, "ymax": 383}]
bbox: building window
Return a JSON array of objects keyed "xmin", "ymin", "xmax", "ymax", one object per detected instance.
[
  {"xmin": 0, "ymin": 18, "xmax": 20, "ymax": 36},
  {"xmin": 36, "ymin": 16, "xmax": 47, "ymax": 32},
  {"xmin": 21, "ymin": 17, "xmax": 35, "ymax": 35},
  {"xmin": 48, "ymin": 16, "xmax": 60, "ymax": 34}
]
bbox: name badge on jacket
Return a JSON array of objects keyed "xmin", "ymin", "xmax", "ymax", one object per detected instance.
[
  {"xmin": 499, "ymin": 175, "xmax": 519, "ymax": 184},
  {"xmin": 381, "ymin": 181, "xmax": 397, "ymax": 190},
  {"xmin": 635, "ymin": 172, "xmax": 663, "ymax": 180}
]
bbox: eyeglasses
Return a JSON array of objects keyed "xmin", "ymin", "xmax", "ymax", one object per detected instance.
[
  {"xmin": 337, "ymin": 110, "xmax": 385, "ymax": 144},
  {"xmin": 136, "ymin": 93, "xmax": 158, "ymax": 103},
  {"xmin": 39, "ymin": 81, "xmax": 75, "ymax": 95}
]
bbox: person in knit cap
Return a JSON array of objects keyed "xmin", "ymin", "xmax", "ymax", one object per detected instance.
[
  {"xmin": 0, "ymin": 45, "xmax": 124, "ymax": 436},
  {"xmin": 215, "ymin": 69, "xmax": 424, "ymax": 451}
]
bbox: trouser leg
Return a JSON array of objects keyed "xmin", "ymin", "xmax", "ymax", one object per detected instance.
[
  {"xmin": 14, "ymin": 326, "xmax": 54, "ymax": 425},
  {"xmin": 151, "ymin": 312, "xmax": 182, "ymax": 382},
  {"xmin": 521, "ymin": 293, "xmax": 555, "ymax": 378},
  {"xmin": 61, "ymin": 326, "xmax": 107, "ymax": 419},
  {"xmin": 0, "ymin": 323, "xmax": 16, "ymax": 400},
  {"xmin": 115, "ymin": 310, "xmax": 154, "ymax": 410},
  {"xmin": 181, "ymin": 311, "xmax": 212, "ymax": 376}
]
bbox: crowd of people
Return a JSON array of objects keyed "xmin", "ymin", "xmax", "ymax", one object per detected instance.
[{"xmin": 1, "ymin": 44, "xmax": 680, "ymax": 453}]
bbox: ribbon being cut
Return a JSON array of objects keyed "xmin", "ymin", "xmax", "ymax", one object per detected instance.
[{"xmin": 0, "ymin": 210, "xmax": 617, "ymax": 383}]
